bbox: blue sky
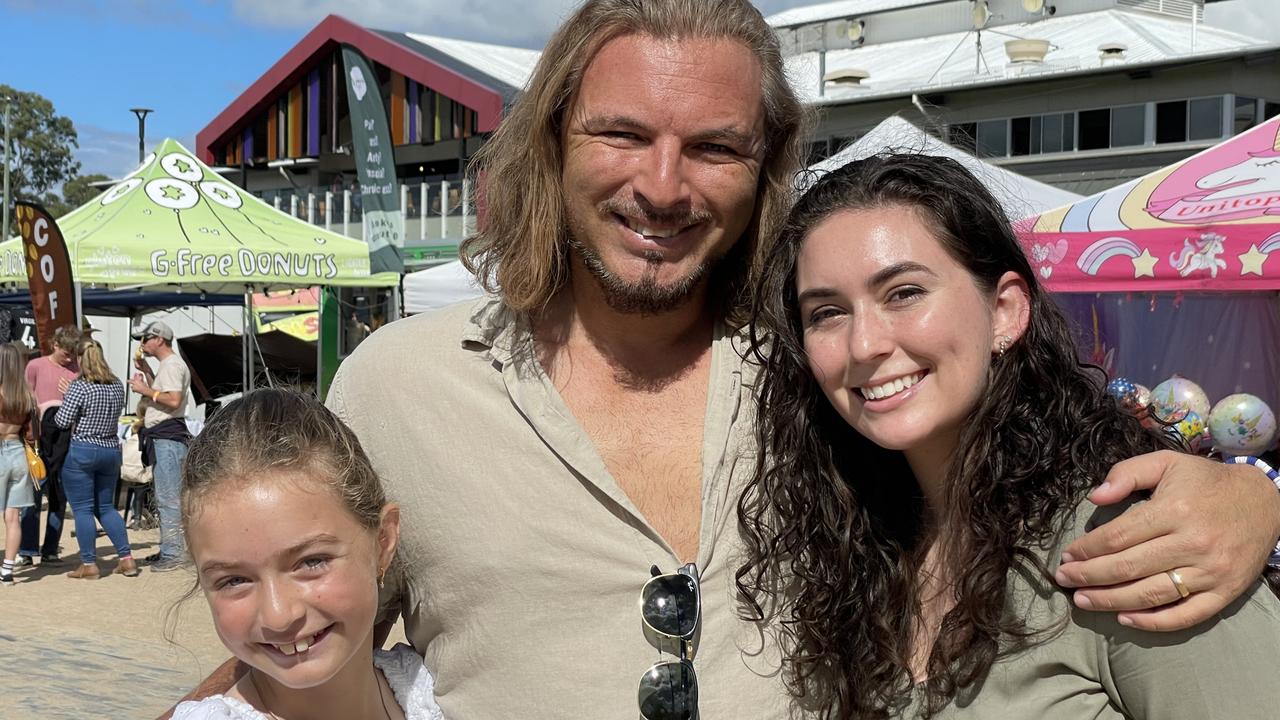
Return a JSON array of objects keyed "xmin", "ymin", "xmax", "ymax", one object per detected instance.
[
  {"xmin": 2, "ymin": 0, "xmax": 807, "ymax": 183},
  {"xmin": 2, "ymin": 1, "xmax": 300, "ymax": 179}
]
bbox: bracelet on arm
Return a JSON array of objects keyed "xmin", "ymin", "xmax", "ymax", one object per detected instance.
[
  {"xmin": 1225, "ymin": 455, "xmax": 1280, "ymax": 566},
  {"xmin": 151, "ymin": 390, "xmax": 160, "ymax": 402}
]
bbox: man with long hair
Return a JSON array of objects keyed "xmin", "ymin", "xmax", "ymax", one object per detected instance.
[{"xmin": 176, "ymin": 1, "xmax": 1280, "ymax": 717}]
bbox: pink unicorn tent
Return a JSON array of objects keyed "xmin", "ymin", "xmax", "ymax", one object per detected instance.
[
  {"xmin": 1019, "ymin": 114, "xmax": 1280, "ymax": 293},
  {"xmin": 1017, "ymin": 115, "xmax": 1280, "ymax": 439}
]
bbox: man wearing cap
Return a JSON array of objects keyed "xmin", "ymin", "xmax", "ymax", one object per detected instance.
[{"xmin": 128, "ymin": 321, "xmax": 192, "ymax": 572}]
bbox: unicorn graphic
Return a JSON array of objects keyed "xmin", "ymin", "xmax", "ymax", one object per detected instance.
[
  {"xmin": 1225, "ymin": 410, "xmax": 1263, "ymax": 446},
  {"xmin": 1169, "ymin": 232, "xmax": 1226, "ymax": 277},
  {"xmin": 1146, "ymin": 116, "xmax": 1280, "ymax": 224}
]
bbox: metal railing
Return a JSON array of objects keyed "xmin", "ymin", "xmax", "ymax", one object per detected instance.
[
  {"xmin": 258, "ymin": 179, "xmax": 476, "ymax": 244},
  {"xmin": 1117, "ymin": 0, "xmax": 1202, "ymax": 20}
]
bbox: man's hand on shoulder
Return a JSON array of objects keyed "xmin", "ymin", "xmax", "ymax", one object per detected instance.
[{"xmin": 1054, "ymin": 450, "xmax": 1280, "ymax": 632}]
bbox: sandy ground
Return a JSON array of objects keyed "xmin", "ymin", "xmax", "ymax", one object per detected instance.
[{"xmin": 0, "ymin": 509, "xmax": 405, "ymax": 719}]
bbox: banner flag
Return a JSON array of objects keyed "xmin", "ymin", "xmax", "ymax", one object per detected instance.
[
  {"xmin": 340, "ymin": 45, "xmax": 405, "ymax": 274},
  {"xmin": 15, "ymin": 202, "xmax": 77, "ymax": 354}
]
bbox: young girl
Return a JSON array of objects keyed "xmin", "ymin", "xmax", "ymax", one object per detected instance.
[
  {"xmin": 0, "ymin": 342, "xmax": 35, "ymax": 586},
  {"xmin": 738, "ymin": 154, "xmax": 1280, "ymax": 718},
  {"xmin": 172, "ymin": 389, "xmax": 443, "ymax": 720}
]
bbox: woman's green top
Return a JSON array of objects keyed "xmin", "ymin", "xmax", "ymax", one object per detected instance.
[{"xmin": 903, "ymin": 498, "xmax": 1280, "ymax": 719}]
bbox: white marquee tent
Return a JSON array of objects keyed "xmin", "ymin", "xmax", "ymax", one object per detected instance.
[{"xmin": 806, "ymin": 116, "xmax": 1082, "ymax": 220}]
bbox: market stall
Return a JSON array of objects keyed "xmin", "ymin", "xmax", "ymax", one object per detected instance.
[{"xmin": 1018, "ymin": 114, "xmax": 1280, "ymax": 454}]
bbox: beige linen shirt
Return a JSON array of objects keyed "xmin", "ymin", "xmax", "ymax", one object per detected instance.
[{"xmin": 328, "ymin": 298, "xmax": 791, "ymax": 719}]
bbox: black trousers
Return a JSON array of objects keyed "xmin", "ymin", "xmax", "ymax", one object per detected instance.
[{"xmin": 18, "ymin": 407, "xmax": 73, "ymax": 557}]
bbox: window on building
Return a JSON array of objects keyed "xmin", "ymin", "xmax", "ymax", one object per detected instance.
[
  {"xmin": 1235, "ymin": 96, "xmax": 1259, "ymax": 134},
  {"xmin": 1078, "ymin": 108, "xmax": 1110, "ymax": 151},
  {"xmin": 1156, "ymin": 100, "xmax": 1188, "ymax": 144},
  {"xmin": 949, "ymin": 123, "xmax": 978, "ymax": 154},
  {"xmin": 1011, "ymin": 116, "xmax": 1034, "ymax": 156},
  {"xmin": 1267, "ymin": 102, "xmax": 1280, "ymax": 120},
  {"xmin": 1043, "ymin": 112, "xmax": 1074, "ymax": 153},
  {"xmin": 976, "ymin": 119, "xmax": 1007, "ymax": 158},
  {"xmin": 1189, "ymin": 96, "xmax": 1224, "ymax": 140},
  {"xmin": 1111, "ymin": 104, "xmax": 1146, "ymax": 147}
]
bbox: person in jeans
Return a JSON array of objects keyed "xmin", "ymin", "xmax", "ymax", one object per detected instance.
[
  {"xmin": 18, "ymin": 324, "xmax": 81, "ymax": 566},
  {"xmin": 127, "ymin": 321, "xmax": 191, "ymax": 572},
  {"xmin": 56, "ymin": 339, "xmax": 136, "ymax": 580},
  {"xmin": 0, "ymin": 342, "xmax": 36, "ymax": 586}
]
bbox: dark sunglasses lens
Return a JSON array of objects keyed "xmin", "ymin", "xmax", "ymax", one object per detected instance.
[
  {"xmin": 638, "ymin": 661, "xmax": 697, "ymax": 720},
  {"xmin": 641, "ymin": 575, "xmax": 698, "ymax": 637}
]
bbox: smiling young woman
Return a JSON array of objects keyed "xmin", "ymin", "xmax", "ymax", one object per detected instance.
[{"xmin": 737, "ymin": 153, "xmax": 1280, "ymax": 719}]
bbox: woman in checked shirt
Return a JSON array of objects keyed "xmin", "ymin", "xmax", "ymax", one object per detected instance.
[{"xmin": 56, "ymin": 339, "xmax": 136, "ymax": 580}]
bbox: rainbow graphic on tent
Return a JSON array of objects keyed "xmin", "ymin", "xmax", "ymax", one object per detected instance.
[
  {"xmin": 1019, "ymin": 113, "xmax": 1280, "ymax": 292},
  {"xmin": 1077, "ymin": 237, "xmax": 1142, "ymax": 276}
]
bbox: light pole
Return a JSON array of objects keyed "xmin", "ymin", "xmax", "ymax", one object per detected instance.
[
  {"xmin": 129, "ymin": 107, "xmax": 153, "ymax": 164},
  {"xmin": 2, "ymin": 95, "xmax": 11, "ymax": 243}
]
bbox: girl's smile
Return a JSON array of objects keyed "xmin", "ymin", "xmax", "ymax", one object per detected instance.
[{"xmin": 187, "ymin": 475, "xmax": 388, "ymax": 690}]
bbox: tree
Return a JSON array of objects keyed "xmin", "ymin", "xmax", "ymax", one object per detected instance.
[
  {"xmin": 61, "ymin": 173, "xmax": 110, "ymax": 210},
  {"xmin": 1, "ymin": 85, "xmax": 80, "ymax": 204}
]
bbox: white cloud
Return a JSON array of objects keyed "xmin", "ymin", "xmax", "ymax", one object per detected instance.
[
  {"xmin": 73, "ymin": 125, "xmax": 203, "ymax": 181},
  {"xmin": 230, "ymin": 0, "xmax": 815, "ymax": 48},
  {"xmin": 75, "ymin": 124, "xmax": 143, "ymax": 179},
  {"xmin": 230, "ymin": 0, "xmax": 582, "ymax": 48},
  {"xmin": 1203, "ymin": 0, "xmax": 1280, "ymax": 43}
]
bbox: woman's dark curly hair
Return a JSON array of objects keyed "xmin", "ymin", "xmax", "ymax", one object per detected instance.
[{"xmin": 736, "ymin": 153, "xmax": 1181, "ymax": 719}]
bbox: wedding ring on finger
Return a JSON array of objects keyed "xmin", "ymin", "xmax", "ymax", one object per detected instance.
[{"xmin": 1166, "ymin": 569, "xmax": 1191, "ymax": 599}]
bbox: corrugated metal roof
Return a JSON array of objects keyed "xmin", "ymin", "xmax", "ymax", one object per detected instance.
[
  {"xmin": 767, "ymin": 0, "xmax": 946, "ymax": 28},
  {"xmin": 789, "ymin": 9, "xmax": 1277, "ymax": 105},
  {"xmin": 402, "ymin": 32, "xmax": 542, "ymax": 96}
]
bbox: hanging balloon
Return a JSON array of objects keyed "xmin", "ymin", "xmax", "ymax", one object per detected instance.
[
  {"xmin": 1149, "ymin": 376, "xmax": 1210, "ymax": 424},
  {"xmin": 1208, "ymin": 394, "xmax": 1278, "ymax": 456},
  {"xmin": 1106, "ymin": 377, "xmax": 1139, "ymax": 410},
  {"xmin": 1133, "ymin": 384, "xmax": 1152, "ymax": 410},
  {"xmin": 1175, "ymin": 410, "xmax": 1210, "ymax": 453}
]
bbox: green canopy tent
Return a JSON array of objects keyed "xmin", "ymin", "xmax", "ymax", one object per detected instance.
[
  {"xmin": 1, "ymin": 138, "xmax": 395, "ymax": 290},
  {"xmin": 1, "ymin": 138, "xmax": 396, "ymax": 394}
]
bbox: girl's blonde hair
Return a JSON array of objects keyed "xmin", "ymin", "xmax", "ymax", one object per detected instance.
[
  {"xmin": 76, "ymin": 340, "xmax": 118, "ymax": 384},
  {"xmin": 180, "ymin": 388, "xmax": 386, "ymax": 541},
  {"xmin": 0, "ymin": 343, "xmax": 33, "ymax": 421}
]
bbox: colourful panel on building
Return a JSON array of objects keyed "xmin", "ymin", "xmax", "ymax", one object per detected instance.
[
  {"xmin": 308, "ymin": 69, "xmax": 321, "ymax": 157},
  {"xmin": 267, "ymin": 108, "xmax": 278, "ymax": 160},
  {"xmin": 288, "ymin": 85, "xmax": 303, "ymax": 157},
  {"xmin": 391, "ymin": 72, "xmax": 406, "ymax": 145},
  {"xmin": 408, "ymin": 80, "xmax": 419, "ymax": 143}
]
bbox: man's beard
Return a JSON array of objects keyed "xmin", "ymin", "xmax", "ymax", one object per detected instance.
[
  {"xmin": 569, "ymin": 234, "xmax": 719, "ymax": 316},
  {"xmin": 567, "ymin": 196, "xmax": 728, "ymax": 316}
]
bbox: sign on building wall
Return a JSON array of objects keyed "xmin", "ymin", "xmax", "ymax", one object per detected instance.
[{"xmin": 341, "ymin": 45, "xmax": 405, "ymax": 274}]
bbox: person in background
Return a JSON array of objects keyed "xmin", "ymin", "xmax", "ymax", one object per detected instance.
[
  {"xmin": 56, "ymin": 339, "xmax": 136, "ymax": 580},
  {"xmin": 17, "ymin": 324, "xmax": 81, "ymax": 567},
  {"xmin": 0, "ymin": 343, "xmax": 36, "ymax": 586},
  {"xmin": 127, "ymin": 320, "xmax": 192, "ymax": 573}
]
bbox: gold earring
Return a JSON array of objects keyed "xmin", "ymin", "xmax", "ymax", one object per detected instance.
[
  {"xmin": 377, "ymin": 567, "xmax": 386, "ymax": 590},
  {"xmin": 997, "ymin": 335, "xmax": 1012, "ymax": 356}
]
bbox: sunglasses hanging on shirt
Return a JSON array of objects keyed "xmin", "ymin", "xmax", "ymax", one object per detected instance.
[{"xmin": 638, "ymin": 562, "xmax": 700, "ymax": 720}]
